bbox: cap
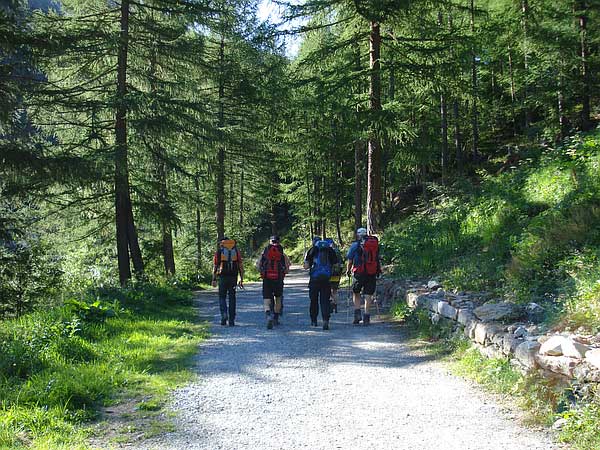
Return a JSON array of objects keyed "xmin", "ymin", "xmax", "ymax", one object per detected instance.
[
  {"xmin": 356, "ymin": 228, "xmax": 367, "ymax": 237},
  {"xmin": 270, "ymin": 235, "xmax": 280, "ymax": 243}
]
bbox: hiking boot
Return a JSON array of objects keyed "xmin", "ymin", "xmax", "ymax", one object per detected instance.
[
  {"xmin": 331, "ymin": 302, "xmax": 338, "ymax": 314},
  {"xmin": 229, "ymin": 317, "xmax": 235, "ymax": 327},
  {"xmin": 323, "ymin": 320, "xmax": 329, "ymax": 330},
  {"xmin": 221, "ymin": 315, "xmax": 227, "ymax": 326},
  {"xmin": 273, "ymin": 313, "xmax": 280, "ymax": 326},
  {"xmin": 266, "ymin": 312, "xmax": 273, "ymax": 330},
  {"xmin": 353, "ymin": 309, "xmax": 362, "ymax": 325},
  {"xmin": 311, "ymin": 319, "xmax": 318, "ymax": 327},
  {"xmin": 363, "ymin": 314, "xmax": 370, "ymax": 325}
]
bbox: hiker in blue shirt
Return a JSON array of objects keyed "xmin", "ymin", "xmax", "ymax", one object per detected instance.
[{"xmin": 303, "ymin": 236, "xmax": 338, "ymax": 330}]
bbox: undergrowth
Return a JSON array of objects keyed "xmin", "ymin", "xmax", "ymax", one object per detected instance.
[
  {"xmin": 384, "ymin": 129, "xmax": 600, "ymax": 332},
  {"xmin": 0, "ymin": 283, "xmax": 207, "ymax": 449}
]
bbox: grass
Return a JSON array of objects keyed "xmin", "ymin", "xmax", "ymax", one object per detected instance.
[{"xmin": 0, "ymin": 282, "xmax": 208, "ymax": 449}]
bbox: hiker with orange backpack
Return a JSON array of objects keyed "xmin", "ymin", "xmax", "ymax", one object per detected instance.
[
  {"xmin": 257, "ymin": 235, "xmax": 289, "ymax": 329},
  {"xmin": 346, "ymin": 227, "xmax": 381, "ymax": 325},
  {"xmin": 212, "ymin": 237, "xmax": 244, "ymax": 327}
]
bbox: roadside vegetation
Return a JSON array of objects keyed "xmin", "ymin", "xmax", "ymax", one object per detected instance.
[
  {"xmin": 386, "ymin": 130, "xmax": 600, "ymax": 450},
  {"xmin": 0, "ymin": 283, "xmax": 207, "ymax": 449},
  {"xmin": 385, "ymin": 129, "xmax": 600, "ymax": 333}
]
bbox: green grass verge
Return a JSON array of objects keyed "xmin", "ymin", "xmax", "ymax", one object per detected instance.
[
  {"xmin": 0, "ymin": 283, "xmax": 208, "ymax": 449},
  {"xmin": 392, "ymin": 302, "xmax": 600, "ymax": 449}
]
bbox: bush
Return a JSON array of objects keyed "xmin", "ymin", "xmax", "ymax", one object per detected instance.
[{"xmin": 383, "ymin": 129, "xmax": 600, "ymax": 330}]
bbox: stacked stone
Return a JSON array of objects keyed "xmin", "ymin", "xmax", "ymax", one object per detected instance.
[{"xmin": 400, "ymin": 280, "xmax": 600, "ymax": 383}]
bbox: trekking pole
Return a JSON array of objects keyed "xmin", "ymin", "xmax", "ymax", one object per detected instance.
[{"xmin": 346, "ymin": 274, "xmax": 351, "ymax": 324}]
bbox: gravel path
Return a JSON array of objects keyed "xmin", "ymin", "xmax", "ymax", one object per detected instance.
[{"xmin": 137, "ymin": 268, "xmax": 560, "ymax": 450}]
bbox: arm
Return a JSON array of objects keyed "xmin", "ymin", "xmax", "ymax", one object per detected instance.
[
  {"xmin": 212, "ymin": 252, "xmax": 218, "ymax": 287},
  {"xmin": 238, "ymin": 252, "xmax": 244, "ymax": 284},
  {"xmin": 303, "ymin": 248, "xmax": 312, "ymax": 270}
]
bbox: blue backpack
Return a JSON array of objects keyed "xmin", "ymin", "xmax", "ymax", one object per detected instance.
[{"xmin": 310, "ymin": 240, "xmax": 332, "ymax": 281}]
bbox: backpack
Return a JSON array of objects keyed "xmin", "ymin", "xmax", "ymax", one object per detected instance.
[
  {"xmin": 354, "ymin": 236, "xmax": 379, "ymax": 276},
  {"xmin": 325, "ymin": 238, "xmax": 343, "ymax": 277},
  {"xmin": 260, "ymin": 243, "xmax": 286, "ymax": 280},
  {"xmin": 216, "ymin": 239, "xmax": 240, "ymax": 276},
  {"xmin": 310, "ymin": 240, "xmax": 332, "ymax": 281}
]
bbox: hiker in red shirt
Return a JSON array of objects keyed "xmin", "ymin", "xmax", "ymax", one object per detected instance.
[{"xmin": 257, "ymin": 235, "xmax": 289, "ymax": 329}]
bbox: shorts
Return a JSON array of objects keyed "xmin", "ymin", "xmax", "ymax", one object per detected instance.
[
  {"xmin": 352, "ymin": 274, "xmax": 377, "ymax": 296},
  {"xmin": 262, "ymin": 278, "xmax": 284, "ymax": 300}
]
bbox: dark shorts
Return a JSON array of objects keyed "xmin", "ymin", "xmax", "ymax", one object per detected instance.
[
  {"xmin": 262, "ymin": 278, "xmax": 284, "ymax": 300},
  {"xmin": 352, "ymin": 274, "xmax": 377, "ymax": 296}
]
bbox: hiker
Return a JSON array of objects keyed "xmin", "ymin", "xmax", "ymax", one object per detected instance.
[
  {"xmin": 304, "ymin": 236, "xmax": 338, "ymax": 330},
  {"xmin": 346, "ymin": 227, "xmax": 381, "ymax": 325},
  {"xmin": 212, "ymin": 237, "xmax": 244, "ymax": 327},
  {"xmin": 257, "ymin": 235, "xmax": 289, "ymax": 329},
  {"xmin": 325, "ymin": 238, "xmax": 343, "ymax": 314}
]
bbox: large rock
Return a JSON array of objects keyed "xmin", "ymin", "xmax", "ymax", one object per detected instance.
[
  {"xmin": 540, "ymin": 335, "xmax": 590, "ymax": 359},
  {"xmin": 473, "ymin": 322, "xmax": 503, "ymax": 345},
  {"xmin": 514, "ymin": 341, "xmax": 540, "ymax": 370},
  {"xmin": 526, "ymin": 302, "xmax": 545, "ymax": 323},
  {"xmin": 427, "ymin": 280, "xmax": 441, "ymax": 290},
  {"xmin": 539, "ymin": 335, "xmax": 564, "ymax": 356},
  {"xmin": 585, "ymin": 348, "xmax": 600, "ymax": 370},
  {"xmin": 457, "ymin": 309, "xmax": 476, "ymax": 326},
  {"xmin": 473, "ymin": 302, "xmax": 524, "ymax": 322},
  {"xmin": 426, "ymin": 296, "xmax": 439, "ymax": 312},
  {"xmin": 503, "ymin": 335, "xmax": 523, "ymax": 355},
  {"xmin": 406, "ymin": 292, "xmax": 419, "ymax": 308},
  {"xmin": 438, "ymin": 302, "xmax": 457, "ymax": 320},
  {"xmin": 535, "ymin": 355, "xmax": 578, "ymax": 378}
]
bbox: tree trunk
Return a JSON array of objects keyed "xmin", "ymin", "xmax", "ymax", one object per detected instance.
[
  {"xmin": 558, "ymin": 73, "xmax": 568, "ymax": 140},
  {"xmin": 578, "ymin": 2, "xmax": 592, "ymax": 130},
  {"xmin": 195, "ymin": 175, "xmax": 202, "ymax": 272},
  {"xmin": 470, "ymin": 0, "xmax": 479, "ymax": 160},
  {"xmin": 453, "ymin": 100, "xmax": 462, "ymax": 171},
  {"xmin": 508, "ymin": 46, "xmax": 517, "ymax": 136},
  {"xmin": 215, "ymin": 33, "xmax": 226, "ymax": 241},
  {"xmin": 149, "ymin": 50, "xmax": 175, "ymax": 277},
  {"xmin": 522, "ymin": 0, "xmax": 532, "ymax": 130},
  {"xmin": 115, "ymin": 0, "xmax": 132, "ymax": 286},
  {"xmin": 354, "ymin": 139, "xmax": 363, "ymax": 231},
  {"xmin": 367, "ymin": 21, "xmax": 382, "ymax": 235},
  {"xmin": 440, "ymin": 93, "xmax": 448, "ymax": 181},
  {"xmin": 239, "ymin": 169, "xmax": 244, "ymax": 227}
]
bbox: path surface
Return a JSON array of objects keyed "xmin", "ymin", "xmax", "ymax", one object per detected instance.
[{"xmin": 137, "ymin": 268, "xmax": 559, "ymax": 450}]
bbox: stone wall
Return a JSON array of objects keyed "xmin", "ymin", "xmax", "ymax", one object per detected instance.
[{"xmin": 376, "ymin": 277, "xmax": 600, "ymax": 384}]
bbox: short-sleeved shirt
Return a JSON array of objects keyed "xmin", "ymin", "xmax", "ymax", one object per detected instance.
[{"xmin": 346, "ymin": 241, "xmax": 361, "ymax": 266}]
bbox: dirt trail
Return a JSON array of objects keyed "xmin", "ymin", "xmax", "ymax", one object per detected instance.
[{"xmin": 128, "ymin": 267, "xmax": 560, "ymax": 450}]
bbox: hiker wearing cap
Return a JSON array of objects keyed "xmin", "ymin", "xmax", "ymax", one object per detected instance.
[
  {"xmin": 212, "ymin": 237, "xmax": 244, "ymax": 326},
  {"xmin": 346, "ymin": 228, "xmax": 381, "ymax": 325},
  {"xmin": 304, "ymin": 236, "xmax": 339, "ymax": 330},
  {"xmin": 257, "ymin": 235, "xmax": 289, "ymax": 329}
]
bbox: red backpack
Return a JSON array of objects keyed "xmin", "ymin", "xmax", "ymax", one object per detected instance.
[
  {"xmin": 356, "ymin": 236, "xmax": 379, "ymax": 276},
  {"xmin": 260, "ymin": 244, "xmax": 285, "ymax": 280}
]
